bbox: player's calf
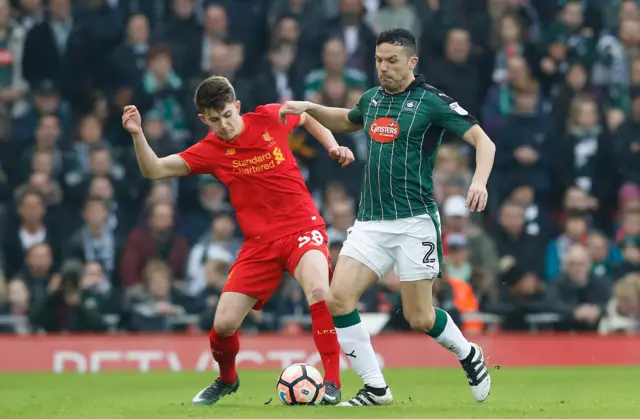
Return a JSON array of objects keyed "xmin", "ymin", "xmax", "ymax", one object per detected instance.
[
  {"xmin": 293, "ymin": 249, "xmax": 342, "ymax": 397},
  {"xmin": 192, "ymin": 292, "xmax": 256, "ymax": 406}
]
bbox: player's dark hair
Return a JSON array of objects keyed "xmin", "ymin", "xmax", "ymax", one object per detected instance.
[
  {"xmin": 376, "ymin": 28, "xmax": 417, "ymax": 55},
  {"xmin": 194, "ymin": 76, "xmax": 237, "ymax": 113}
]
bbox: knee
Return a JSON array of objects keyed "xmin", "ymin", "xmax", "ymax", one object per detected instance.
[
  {"xmin": 404, "ymin": 307, "xmax": 436, "ymax": 332},
  {"xmin": 305, "ymin": 283, "xmax": 329, "ymax": 305},
  {"xmin": 327, "ymin": 289, "xmax": 356, "ymax": 316},
  {"xmin": 213, "ymin": 316, "xmax": 240, "ymax": 336}
]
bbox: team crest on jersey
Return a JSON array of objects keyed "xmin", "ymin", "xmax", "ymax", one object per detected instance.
[
  {"xmin": 263, "ymin": 131, "xmax": 275, "ymax": 145},
  {"xmin": 369, "ymin": 118, "xmax": 400, "ymax": 143},
  {"xmin": 225, "ymin": 148, "xmax": 236, "ymax": 155},
  {"xmin": 402, "ymin": 100, "xmax": 418, "ymax": 112}
]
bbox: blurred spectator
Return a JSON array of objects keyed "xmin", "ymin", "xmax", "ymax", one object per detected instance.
[
  {"xmin": 548, "ymin": 244, "xmax": 611, "ymax": 331},
  {"xmin": 612, "ymin": 88, "xmax": 640, "ymax": 186},
  {"xmin": 304, "ymin": 37, "xmax": 367, "ymax": 101},
  {"xmin": 141, "ymin": 44, "xmax": 188, "ymax": 144},
  {"xmin": 78, "ymin": 260, "xmax": 112, "ymax": 313},
  {"xmin": 186, "ymin": 215, "xmax": 239, "ymax": 297},
  {"xmin": 598, "ymin": 273, "xmax": 640, "ymax": 334},
  {"xmin": 200, "ymin": 4, "xmax": 230, "ymax": 74},
  {"xmin": 129, "ymin": 260, "xmax": 191, "ymax": 332},
  {"xmin": 425, "ymin": 28, "xmax": 481, "ymax": 121},
  {"xmin": 550, "ymin": 62, "xmax": 594, "ymax": 134},
  {"xmin": 367, "ymin": 0, "xmax": 421, "ymax": 40},
  {"xmin": 109, "ymin": 13, "xmax": 150, "ymax": 94},
  {"xmin": 11, "ymin": 79, "xmax": 72, "ymax": 146},
  {"xmin": 587, "ymin": 231, "xmax": 622, "ymax": 279},
  {"xmin": 611, "ymin": 235, "xmax": 640, "ymax": 281},
  {"xmin": 29, "ymin": 258, "xmax": 106, "ymax": 333},
  {"xmin": 486, "ymin": 263, "xmax": 548, "ymax": 331},
  {"xmin": 13, "ymin": 170, "xmax": 63, "ymax": 209},
  {"xmin": 326, "ymin": 199, "xmax": 355, "ymax": 245},
  {"xmin": 2, "ymin": 190, "xmax": 58, "ymax": 277},
  {"xmin": 309, "ymin": 0, "xmax": 377, "ymax": 84},
  {"xmin": 433, "ymin": 144, "xmax": 471, "ymax": 203},
  {"xmin": 19, "ymin": 114, "xmax": 62, "ymax": 182},
  {"xmin": 120, "ymin": 203, "xmax": 189, "ymax": 289},
  {"xmin": 248, "ymin": 39, "xmax": 300, "ymax": 110},
  {"xmin": 546, "ymin": 212, "xmax": 589, "ymax": 281},
  {"xmin": 445, "ymin": 233, "xmax": 471, "ymax": 283},
  {"xmin": 14, "ymin": 0, "xmax": 44, "ymax": 31},
  {"xmin": 63, "ymin": 197, "xmax": 122, "ymax": 284},
  {"xmin": 482, "ymin": 55, "xmax": 537, "ymax": 136},
  {"xmin": 22, "ymin": 0, "xmax": 74, "ymax": 92},
  {"xmin": 492, "ymin": 200, "xmax": 544, "ymax": 278},
  {"xmin": 539, "ymin": 0, "xmax": 596, "ymax": 93},
  {"xmin": 0, "ymin": 278, "xmax": 30, "ymax": 334},
  {"xmin": 489, "ymin": 11, "xmax": 539, "ymax": 86},
  {"xmin": 558, "ymin": 95, "xmax": 614, "ymax": 229},
  {"xmin": 0, "ymin": 0, "xmax": 28, "ymax": 118},
  {"xmin": 495, "ymin": 81, "xmax": 554, "ymax": 203},
  {"xmin": 442, "ymin": 195, "xmax": 499, "ymax": 281},
  {"xmin": 505, "ymin": 184, "xmax": 552, "ymax": 239},
  {"xmin": 154, "ymin": 0, "xmax": 201, "ymax": 80}
]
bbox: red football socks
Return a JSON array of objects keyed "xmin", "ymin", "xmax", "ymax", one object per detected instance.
[
  {"xmin": 209, "ymin": 328, "xmax": 240, "ymax": 384},
  {"xmin": 310, "ymin": 300, "xmax": 342, "ymax": 388}
]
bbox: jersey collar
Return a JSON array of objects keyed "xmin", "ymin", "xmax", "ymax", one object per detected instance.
[{"xmin": 379, "ymin": 74, "xmax": 426, "ymax": 95}]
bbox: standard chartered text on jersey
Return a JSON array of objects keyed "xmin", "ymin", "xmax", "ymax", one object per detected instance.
[{"xmin": 231, "ymin": 147, "xmax": 285, "ymax": 175}]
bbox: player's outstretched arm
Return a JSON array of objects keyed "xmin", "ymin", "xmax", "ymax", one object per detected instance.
[
  {"xmin": 462, "ymin": 124, "xmax": 496, "ymax": 213},
  {"xmin": 122, "ymin": 105, "xmax": 190, "ymax": 180},
  {"xmin": 299, "ymin": 113, "xmax": 355, "ymax": 167},
  {"xmin": 280, "ymin": 101, "xmax": 361, "ymax": 134}
]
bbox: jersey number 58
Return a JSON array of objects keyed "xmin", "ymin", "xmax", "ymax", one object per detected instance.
[{"xmin": 298, "ymin": 230, "xmax": 324, "ymax": 248}]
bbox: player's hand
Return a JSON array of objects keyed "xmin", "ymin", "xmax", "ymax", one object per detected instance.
[
  {"xmin": 466, "ymin": 180, "xmax": 488, "ymax": 212},
  {"xmin": 329, "ymin": 146, "xmax": 355, "ymax": 167},
  {"xmin": 279, "ymin": 101, "xmax": 310, "ymax": 122},
  {"xmin": 122, "ymin": 105, "xmax": 142, "ymax": 135}
]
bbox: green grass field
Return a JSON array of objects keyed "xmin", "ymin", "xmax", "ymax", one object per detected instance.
[{"xmin": 1, "ymin": 367, "xmax": 638, "ymax": 418}]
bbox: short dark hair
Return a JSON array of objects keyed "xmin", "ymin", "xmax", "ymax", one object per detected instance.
[
  {"xmin": 194, "ymin": 76, "xmax": 236, "ymax": 113},
  {"xmin": 376, "ymin": 28, "xmax": 417, "ymax": 55}
]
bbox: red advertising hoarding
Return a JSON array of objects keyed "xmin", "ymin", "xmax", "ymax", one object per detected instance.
[{"xmin": 1, "ymin": 334, "xmax": 639, "ymax": 373}]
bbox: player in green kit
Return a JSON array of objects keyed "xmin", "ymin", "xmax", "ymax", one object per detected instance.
[{"xmin": 279, "ymin": 28, "xmax": 495, "ymax": 406}]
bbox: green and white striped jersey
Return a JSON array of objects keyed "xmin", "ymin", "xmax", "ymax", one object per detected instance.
[{"xmin": 347, "ymin": 75, "xmax": 478, "ymax": 221}]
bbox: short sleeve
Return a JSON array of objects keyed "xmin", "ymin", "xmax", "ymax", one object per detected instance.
[
  {"xmin": 259, "ymin": 103, "xmax": 301, "ymax": 133},
  {"xmin": 347, "ymin": 101, "xmax": 363, "ymax": 125},
  {"xmin": 178, "ymin": 139, "xmax": 215, "ymax": 175},
  {"xmin": 429, "ymin": 92, "xmax": 478, "ymax": 138}
]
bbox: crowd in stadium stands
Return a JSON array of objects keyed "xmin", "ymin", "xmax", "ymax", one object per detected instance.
[{"xmin": 0, "ymin": 0, "xmax": 639, "ymax": 336}]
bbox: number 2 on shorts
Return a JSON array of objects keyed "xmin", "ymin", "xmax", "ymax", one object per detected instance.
[
  {"xmin": 298, "ymin": 230, "xmax": 324, "ymax": 248},
  {"xmin": 422, "ymin": 241, "xmax": 436, "ymax": 264}
]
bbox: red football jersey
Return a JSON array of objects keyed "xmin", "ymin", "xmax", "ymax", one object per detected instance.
[{"xmin": 178, "ymin": 104, "xmax": 325, "ymax": 243}]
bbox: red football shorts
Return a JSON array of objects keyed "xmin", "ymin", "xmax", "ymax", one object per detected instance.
[{"xmin": 222, "ymin": 227, "xmax": 332, "ymax": 309}]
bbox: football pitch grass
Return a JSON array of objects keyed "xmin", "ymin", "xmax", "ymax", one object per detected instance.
[{"xmin": 1, "ymin": 366, "xmax": 639, "ymax": 418}]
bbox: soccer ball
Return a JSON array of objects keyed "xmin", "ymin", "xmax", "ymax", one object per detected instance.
[{"xmin": 276, "ymin": 363, "xmax": 325, "ymax": 405}]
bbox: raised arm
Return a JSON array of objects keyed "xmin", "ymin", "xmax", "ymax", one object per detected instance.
[
  {"xmin": 122, "ymin": 105, "xmax": 189, "ymax": 179},
  {"xmin": 279, "ymin": 101, "xmax": 362, "ymax": 133}
]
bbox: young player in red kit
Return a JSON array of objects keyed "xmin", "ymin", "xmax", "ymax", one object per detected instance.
[{"xmin": 122, "ymin": 76, "xmax": 354, "ymax": 406}]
